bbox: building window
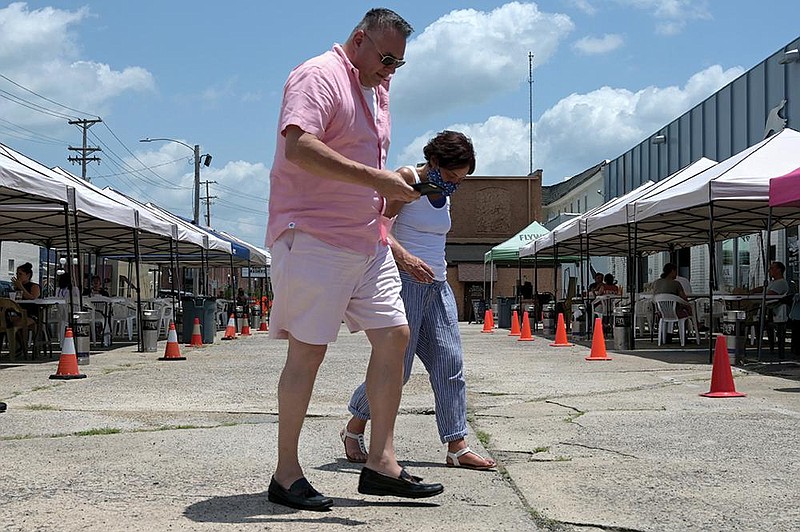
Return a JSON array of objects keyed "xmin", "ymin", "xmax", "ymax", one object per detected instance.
[{"xmin": 8, "ymin": 259, "xmax": 15, "ymax": 275}]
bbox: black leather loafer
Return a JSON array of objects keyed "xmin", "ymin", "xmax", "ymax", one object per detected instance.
[
  {"xmin": 358, "ymin": 467, "xmax": 444, "ymax": 499},
  {"xmin": 268, "ymin": 476, "xmax": 333, "ymax": 511}
]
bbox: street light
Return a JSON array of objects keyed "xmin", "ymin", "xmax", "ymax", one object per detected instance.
[{"xmin": 139, "ymin": 137, "xmax": 211, "ymax": 225}]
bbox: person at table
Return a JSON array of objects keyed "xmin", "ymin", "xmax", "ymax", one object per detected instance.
[
  {"xmin": 8, "ymin": 262, "xmax": 40, "ymax": 330},
  {"xmin": 751, "ymin": 261, "xmax": 790, "ymax": 357},
  {"xmin": 598, "ymin": 273, "xmax": 620, "ymax": 295},
  {"xmin": 83, "ymin": 275, "xmax": 109, "ymax": 297},
  {"xmin": 653, "ymin": 263, "xmax": 692, "ymax": 316},
  {"xmin": 750, "ymin": 261, "xmax": 789, "ymax": 297},
  {"xmin": 56, "ymin": 272, "xmax": 81, "ymax": 302},
  {"xmin": 587, "ymin": 272, "xmax": 605, "ymax": 295},
  {"xmin": 10, "ymin": 262, "xmax": 40, "ymax": 301}
]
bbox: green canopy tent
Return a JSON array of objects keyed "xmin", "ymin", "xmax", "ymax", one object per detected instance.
[{"xmin": 483, "ymin": 221, "xmax": 549, "ymax": 303}]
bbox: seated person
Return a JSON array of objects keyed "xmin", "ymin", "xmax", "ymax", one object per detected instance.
[
  {"xmin": 56, "ymin": 272, "xmax": 82, "ymax": 301},
  {"xmin": 587, "ymin": 272, "xmax": 605, "ymax": 295},
  {"xmin": 9, "ymin": 262, "xmax": 40, "ymax": 330},
  {"xmin": 751, "ymin": 261, "xmax": 790, "ymax": 358},
  {"xmin": 11, "ymin": 262, "xmax": 41, "ymax": 302},
  {"xmin": 83, "ymin": 275, "xmax": 110, "ymax": 297},
  {"xmin": 598, "ymin": 273, "xmax": 620, "ymax": 295},
  {"xmin": 653, "ymin": 262, "xmax": 693, "ymax": 319}
]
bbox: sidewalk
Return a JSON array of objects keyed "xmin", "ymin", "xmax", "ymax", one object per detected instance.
[{"xmin": 1, "ymin": 324, "xmax": 799, "ymax": 531}]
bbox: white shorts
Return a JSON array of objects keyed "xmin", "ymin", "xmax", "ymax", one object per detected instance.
[{"xmin": 268, "ymin": 229, "xmax": 407, "ymax": 345}]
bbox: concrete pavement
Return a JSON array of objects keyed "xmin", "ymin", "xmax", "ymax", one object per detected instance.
[{"xmin": 1, "ymin": 323, "xmax": 799, "ymax": 531}]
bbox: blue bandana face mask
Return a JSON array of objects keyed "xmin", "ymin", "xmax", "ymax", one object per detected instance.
[{"xmin": 426, "ymin": 168, "xmax": 459, "ymax": 196}]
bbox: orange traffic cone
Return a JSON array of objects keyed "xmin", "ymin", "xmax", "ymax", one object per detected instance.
[
  {"xmin": 481, "ymin": 309, "xmax": 494, "ymax": 333},
  {"xmin": 50, "ymin": 328, "xmax": 87, "ymax": 380},
  {"xmin": 222, "ymin": 313, "xmax": 238, "ymax": 340},
  {"xmin": 701, "ymin": 335, "xmax": 746, "ymax": 398},
  {"xmin": 518, "ymin": 311, "xmax": 534, "ymax": 341},
  {"xmin": 159, "ymin": 321, "xmax": 186, "ymax": 361},
  {"xmin": 240, "ymin": 314, "xmax": 252, "ymax": 336},
  {"xmin": 186, "ymin": 317, "xmax": 203, "ymax": 347},
  {"xmin": 550, "ymin": 313, "xmax": 574, "ymax": 347},
  {"xmin": 508, "ymin": 310, "xmax": 521, "ymax": 336},
  {"xmin": 258, "ymin": 314, "xmax": 269, "ymax": 332},
  {"xmin": 585, "ymin": 317, "xmax": 612, "ymax": 361}
]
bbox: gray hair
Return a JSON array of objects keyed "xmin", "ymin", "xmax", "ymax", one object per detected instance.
[{"xmin": 354, "ymin": 8, "xmax": 413, "ymax": 38}]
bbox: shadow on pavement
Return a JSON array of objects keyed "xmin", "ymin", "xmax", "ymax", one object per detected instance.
[{"xmin": 184, "ymin": 490, "xmax": 437, "ymax": 524}]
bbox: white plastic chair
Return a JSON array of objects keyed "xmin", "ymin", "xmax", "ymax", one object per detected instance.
[
  {"xmin": 633, "ymin": 296, "xmax": 654, "ymax": 336},
  {"xmin": 111, "ymin": 301, "xmax": 137, "ymax": 340},
  {"xmin": 653, "ymin": 294, "xmax": 700, "ymax": 346},
  {"xmin": 153, "ymin": 299, "xmax": 174, "ymax": 338}
]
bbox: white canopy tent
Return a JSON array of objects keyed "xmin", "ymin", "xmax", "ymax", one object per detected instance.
[{"xmin": 630, "ymin": 128, "xmax": 800, "ymax": 252}]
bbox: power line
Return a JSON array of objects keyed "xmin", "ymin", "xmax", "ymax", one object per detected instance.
[{"xmin": 0, "ymin": 72, "xmax": 93, "ymax": 117}]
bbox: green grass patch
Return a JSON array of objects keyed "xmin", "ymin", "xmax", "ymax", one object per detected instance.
[
  {"xmin": 475, "ymin": 429, "xmax": 491, "ymax": 447},
  {"xmin": 73, "ymin": 427, "xmax": 122, "ymax": 437},
  {"xmin": 25, "ymin": 404, "xmax": 56, "ymax": 411},
  {"xmin": 532, "ymin": 446, "xmax": 550, "ymax": 453}
]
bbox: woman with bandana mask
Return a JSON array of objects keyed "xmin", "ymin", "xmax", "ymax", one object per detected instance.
[{"xmin": 343, "ymin": 131, "xmax": 496, "ymax": 470}]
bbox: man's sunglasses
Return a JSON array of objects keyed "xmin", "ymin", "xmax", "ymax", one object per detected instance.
[{"xmin": 363, "ymin": 32, "xmax": 406, "ymax": 68}]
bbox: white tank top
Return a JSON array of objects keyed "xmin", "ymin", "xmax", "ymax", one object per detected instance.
[{"xmin": 392, "ymin": 166, "xmax": 451, "ymax": 281}]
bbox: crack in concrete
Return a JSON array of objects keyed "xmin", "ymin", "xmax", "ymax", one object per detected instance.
[{"xmin": 558, "ymin": 441, "xmax": 638, "ymax": 459}]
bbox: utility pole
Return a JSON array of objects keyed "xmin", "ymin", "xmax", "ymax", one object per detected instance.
[
  {"xmin": 528, "ymin": 52, "xmax": 535, "ymax": 175},
  {"xmin": 139, "ymin": 138, "xmax": 210, "ymax": 226},
  {"xmin": 68, "ymin": 118, "xmax": 102, "ymax": 181},
  {"xmin": 201, "ymin": 180, "xmax": 218, "ymax": 227},
  {"xmin": 192, "ymin": 144, "xmax": 201, "ymax": 225}
]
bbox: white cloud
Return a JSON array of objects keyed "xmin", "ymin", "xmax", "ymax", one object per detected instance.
[
  {"xmin": 394, "ymin": 116, "xmax": 530, "ymax": 176},
  {"xmin": 616, "ymin": 0, "xmax": 711, "ymax": 35},
  {"xmin": 567, "ymin": 0, "xmax": 597, "ymax": 15},
  {"xmin": 395, "ymin": 64, "xmax": 744, "ymax": 184},
  {"xmin": 573, "ymin": 34, "xmax": 624, "ymax": 55},
  {"xmin": 0, "ymin": 3, "xmax": 154, "ymax": 128},
  {"xmin": 392, "ymin": 2, "xmax": 574, "ymax": 116}
]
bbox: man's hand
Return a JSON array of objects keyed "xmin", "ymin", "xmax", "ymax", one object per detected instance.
[{"xmin": 374, "ymin": 170, "xmax": 420, "ymax": 202}]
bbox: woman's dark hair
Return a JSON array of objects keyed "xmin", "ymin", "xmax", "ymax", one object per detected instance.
[
  {"xmin": 423, "ymin": 130, "xmax": 476, "ymax": 174},
  {"xmin": 17, "ymin": 262, "xmax": 33, "ymax": 277},
  {"xmin": 58, "ymin": 272, "xmax": 73, "ymax": 289},
  {"xmin": 661, "ymin": 263, "xmax": 677, "ymax": 279},
  {"xmin": 603, "ymin": 273, "xmax": 615, "ymax": 285}
]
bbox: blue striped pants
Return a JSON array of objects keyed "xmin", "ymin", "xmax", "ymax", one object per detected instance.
[{"xmin": 348, "ymin": 271, "xmax": 468, "ymax": 443}]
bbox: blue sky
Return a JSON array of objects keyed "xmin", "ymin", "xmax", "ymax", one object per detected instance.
[{"xmin": 1, "ymin": 1, "xmax": 798, "ymax": 247}]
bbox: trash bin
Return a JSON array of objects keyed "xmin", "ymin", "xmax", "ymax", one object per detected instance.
[
  {"xmin": 234, "ymin": 305, "xmax": 245, "ymax": 332},
  {"xmin": 250, "ymin": 304, "xmax": 262, "ymax": 329},
  {"xmin": 182, "ymin": 297, "xmax": 217, "ymax": 345},
  {"xmin": 722, "ymin": 310, "xmax": 747, "ymax": 364},
  {"xmin": 542, "ymin": 303, "xmax": 556, "ymax": 335},
  {"xmin": 496, "ymin": 297, "xmax": 512, "ymax": 329},
  {"xmin": 572, "ymin": 303, "xmax": 587, "ymax": 336},
  {"xmin": 141, "ymin": 309, "xmax": 160, "ymax": 352},
  {"xmin": 613, "ymin": 306, "xmax": 632, "ymax": 350},
  {"xmin": 72, "ymin": 310, "xmax": 91, "ymax": 365}
]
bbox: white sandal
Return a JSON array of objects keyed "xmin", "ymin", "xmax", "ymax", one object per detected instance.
[
  {"xmin": 340, "ymin": 427, "xmax": 368, "ymax": 463},
  {"xmin": 446, "ymin": 447, "xmax": 496, "ymax": 470}
]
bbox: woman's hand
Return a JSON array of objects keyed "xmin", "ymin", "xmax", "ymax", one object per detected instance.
[
  {"xmin": 11, "ymin": 276, "xmax": 22, "ymax": 290},
  {"xmin": 396, "ymin": 253, "xmax": 434, "ymax": 283}
]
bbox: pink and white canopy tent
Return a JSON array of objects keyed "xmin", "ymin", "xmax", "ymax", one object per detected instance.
[{"xmin": 769, "ymin": 166, "xmax": 800, "ymax": 208}]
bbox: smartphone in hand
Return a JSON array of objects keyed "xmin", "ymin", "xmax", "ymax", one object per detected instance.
[{"xmin": 411, "ymin": 181, "xmax": 444, "ymax": 196}]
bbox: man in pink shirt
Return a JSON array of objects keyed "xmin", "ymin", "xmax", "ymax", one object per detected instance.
[{"xmin": 265, "ymin": 8, "xmax": 443, "ymax": 511}]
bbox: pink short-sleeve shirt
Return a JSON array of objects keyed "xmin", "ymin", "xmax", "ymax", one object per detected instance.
[{"xmin": 266, "ymin": 44, "xmax": 392, "ymax": 256}]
